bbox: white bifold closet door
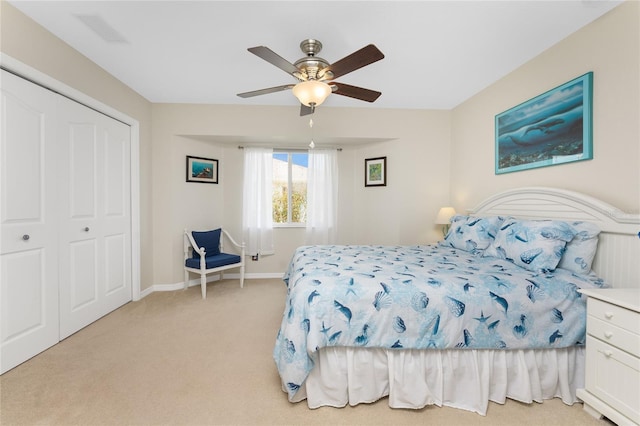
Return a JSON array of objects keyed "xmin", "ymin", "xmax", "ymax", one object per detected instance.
[
  {"xmin": 0, "ymin": 70, "xmax": 132, "ymax": 373},
  {"xmin": 56, "ymin": 93, "xmax": 132, "ymax": 339}
]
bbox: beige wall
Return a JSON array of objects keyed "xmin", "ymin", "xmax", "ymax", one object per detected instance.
[
  {"xmin": 451, "ymin": 0, "xmax": 640, "ymax": 214},
  {"xmin": 152, "ymin": 104, "xmax": 451, "ymax": 285},
  {"xmin": 0, "ymin": 1, "xmax": 155, "ymax": 289}
]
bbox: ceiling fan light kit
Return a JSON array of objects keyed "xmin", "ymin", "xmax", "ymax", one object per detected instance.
[
  {"xmin": 237, "ymin": 38, "xmax": 384, "ymax": 115},
  {"xmin": 292, "ymin": 80, "xmax": 332, "ymax": 107}
]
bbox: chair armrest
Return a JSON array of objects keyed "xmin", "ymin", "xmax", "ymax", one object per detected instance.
[
  {"xmin": 184, "ymin": 230, "xmax": 206, "ymax": 257},
  {"xmin": 221, "ymin": 229, "xmax": 246, "ymax": 253}
]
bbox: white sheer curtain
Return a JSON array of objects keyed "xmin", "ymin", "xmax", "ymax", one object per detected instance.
[
  {"xmin": 242, "ymin": 147, "xmax": 274, "ymax": 256},
  {"xmin": 305, "ymin": 149, "xmax": 338, "ymax": 244}
]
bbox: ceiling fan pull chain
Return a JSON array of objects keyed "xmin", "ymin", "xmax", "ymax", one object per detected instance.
[{"xmin": 309, "ymin": 117, "xmax": 315, "ymax": 149}]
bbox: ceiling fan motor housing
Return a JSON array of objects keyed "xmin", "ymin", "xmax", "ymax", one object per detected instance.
[{"xmin": 294, "ymin": 39, "xmax": 333, "ymax": 81}]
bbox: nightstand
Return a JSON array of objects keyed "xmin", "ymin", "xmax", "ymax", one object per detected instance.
[{"xmin": 577, "ymin": 288, "xmax": 640, "ymax": 426}]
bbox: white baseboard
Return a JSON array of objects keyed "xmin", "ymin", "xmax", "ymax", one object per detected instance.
[{"xmin": 139, "ymin": 272, "xmax": 284, "ymax": 299}]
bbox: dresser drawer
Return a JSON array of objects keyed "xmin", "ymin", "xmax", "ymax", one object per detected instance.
[
  {"xmin": 588, "ymin": 316, "xmax": 640, "ymax": 356},
  {"xmin": 585, "ymin": 335, "xmax": 640, "ymax": 424},
  {"xmin": 588, "ymin": 298, "xmax": 640, "ymax": 335}
]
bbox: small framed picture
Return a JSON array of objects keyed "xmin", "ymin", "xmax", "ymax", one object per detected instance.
[
  {"xmin": 365, "ymin": 156, "xmax": 386, "ymax": 187},
  {"xmin": 186, "ymin": 155, "xmax": 218, "ymax": 184}
]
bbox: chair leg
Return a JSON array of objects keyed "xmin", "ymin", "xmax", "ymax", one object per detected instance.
[
  {"xmin": 240, "ymin": 265, "xmax": 245, "ymax": 288},
  {"xmin": 200, "ymin": 274, "xmax": 207, "ymax": 299},
  {"xmin": 184, "ymin": 270, "xmax": 189, "ymax": 290}
]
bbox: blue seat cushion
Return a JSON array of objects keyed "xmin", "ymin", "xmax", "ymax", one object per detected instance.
[
  {"xmin": 185, "ymin": 252, "xmax": 241, "ymax": 270},
  {"xmin": 191, "ymin": 229, "xmax": 221, "ymax": 258}
]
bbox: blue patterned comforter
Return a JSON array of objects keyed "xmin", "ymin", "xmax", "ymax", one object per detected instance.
[{"xmin": 274, "ymin": 244, "xmax": 607, "ymax": 398}]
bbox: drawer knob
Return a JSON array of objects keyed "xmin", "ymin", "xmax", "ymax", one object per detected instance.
[
  {"xmin": 604, "ymin": 350, "xmax": 613, "ymax": 358},
  {"xmin": 604, "ymin": 331, "xmax": 613, "ymax": 339},
  {"xmin": 604, "ymin": 312, "xmax": 614, "ymax": 320},
  {"xmin": 22, "ymin": 234, "xmax": 30, "ymax": 241}
]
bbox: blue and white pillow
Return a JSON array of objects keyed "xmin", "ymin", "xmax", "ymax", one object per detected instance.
[
  {"xmin": 484, "ymin": 219, "xmax": 576, "ymax": 272},
  {"xmin": 443, "ymin": 215, "xmax": 504, "ymax": 255},
  {"xmin": 558, "ymin": 221, "xmax": 600, "ymax": 274}
]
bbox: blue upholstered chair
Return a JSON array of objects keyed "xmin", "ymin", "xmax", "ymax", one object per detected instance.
[{"xmin": 184, "ymin": 228, "xmax": 245, "ymax": 298}]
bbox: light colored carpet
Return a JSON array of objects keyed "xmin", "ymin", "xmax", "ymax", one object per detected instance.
[{"xmin": 1, "ymin": 278, "xmax": 612, "ymax": 426}]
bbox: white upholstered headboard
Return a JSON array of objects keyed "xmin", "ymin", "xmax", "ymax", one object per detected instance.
[{"xmin": 469, "ymin": 187, "xmax": 640, "ymax": 289}]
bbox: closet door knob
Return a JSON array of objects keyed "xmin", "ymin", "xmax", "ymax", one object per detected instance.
[
  {"xmin": 84, "ymin": 227, "xmax": 90, "ymax": 232},
  {"xmin": 22, "ymin": 234, "xmax": 30, "ymax": 241}
]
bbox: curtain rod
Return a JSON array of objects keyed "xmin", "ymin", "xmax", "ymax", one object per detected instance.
[{"xmin": 237, "ymin": 145, "xmax": 342, "ymax": 151}]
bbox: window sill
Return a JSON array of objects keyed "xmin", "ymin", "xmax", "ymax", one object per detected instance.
[{"xmin": 273, "ymin": 223, "xmax": 306, "ymax": 229}]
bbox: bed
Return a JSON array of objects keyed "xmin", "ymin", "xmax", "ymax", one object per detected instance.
[{"xmin": 273, "ymin": 187, "xmax": 640, "ymax": 415}]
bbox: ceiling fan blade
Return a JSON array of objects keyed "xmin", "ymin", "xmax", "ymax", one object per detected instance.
[
  {"xmin": 248, "ymin": 46, "xmax": 299, "ymax": 75},
  {"xmin": 299, "ymin": 104, "xmax": 314, "ymax": 116},
  {"xmin": 325, "ymin": 44, "xmax": 384, "ymax": 80},
  {"xmin": 237, "ymin": 84, "xmax": 294, "ymax": 98},
  {"xmin": 332, "ymin": 82, "xmax": 381, "ymax": 103}
]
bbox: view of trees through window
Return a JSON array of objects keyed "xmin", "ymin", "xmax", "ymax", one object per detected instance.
[{"xmin": 273, "ymin": 152, "xmax": 308, "ymax": 224}]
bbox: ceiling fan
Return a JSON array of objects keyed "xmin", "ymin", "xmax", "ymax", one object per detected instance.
[{"xmin": 237, "ymin": 39, "xmax": 384, "ymax": 116}]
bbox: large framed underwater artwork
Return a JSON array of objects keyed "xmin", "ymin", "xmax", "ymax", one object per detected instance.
[{"xmin": 495, "ymin": 72, "xmax": 593, "ymax": 174}]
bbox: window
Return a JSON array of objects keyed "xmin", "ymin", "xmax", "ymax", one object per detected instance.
[{"xmin": 273, "ymin": 151, "xmax": 307, "ymax": 225}]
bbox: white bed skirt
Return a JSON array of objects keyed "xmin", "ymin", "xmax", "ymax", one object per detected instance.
[{"xmin": 284, "ymin": 346, "xmax": 585, "ymax": 416}]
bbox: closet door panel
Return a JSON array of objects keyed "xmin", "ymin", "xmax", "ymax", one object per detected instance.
[
  {"xmin": 68, "ymin": 240, "xmax": 98, "ymax": 308},
  {"xmin": 105, "ymin": 129, "xmax": 126, "ymax": 216},
  {"xmin": 101, "ymin": 115, "xmax": 131, "ymax": 313},
  {"xmin": 69, "ymin": 123, "xmax": 98, "ymax": 218},
  {"xmin": 105, "ymin": 234, "xmax": 126, "ymax": 294},
  {"xmin": 62, "ymin": 120, "xmax": 100, "ymax": 331},
  {"xmin": 2, "ymin": 97, "xmax": 42, "ymax": 222},
  {"xmin": 0, "ymin": 70, "xmax": 59, "ymax": 374},
  {"xmin": 58, "ymin": 98, "xmax": 101, "ymax": 339},
  {"xmin": 58, "ymin": 99, "xmax": 103, "ymax": 339}
]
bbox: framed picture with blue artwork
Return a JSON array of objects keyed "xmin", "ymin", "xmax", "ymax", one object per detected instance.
[
  {"xmin": 495, "ymin": 72, "xmax": 593, "ymax": 174},
  {"xmin": 186, "ymin": 155, "xmax": 218, "ymax": 184}
]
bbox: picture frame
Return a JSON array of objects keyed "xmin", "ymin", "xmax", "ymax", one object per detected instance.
[
  {"xmin": 365, "ymin": 156, "xmax": 387, "ymax": 187},
  {"xmin": 495, "ymin": 72, "xmax": 593, "ymax": 174},
  {"xmin": 186, "ymin": 155, "xmax": 218, "ymax": 184}
]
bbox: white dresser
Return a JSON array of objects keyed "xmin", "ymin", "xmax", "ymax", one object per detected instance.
[{"xmin": 577, "ymin": 288, "xmax": 640, "ymax": 426}]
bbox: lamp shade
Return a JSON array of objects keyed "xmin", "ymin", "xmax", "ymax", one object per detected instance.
[
  {"xmin": 292, "ymin": 80, "xmax": 331, "ymax": 107},
  {"xmin": 435, "ymin": 207, "xmax": 456, "ymax": 225}
]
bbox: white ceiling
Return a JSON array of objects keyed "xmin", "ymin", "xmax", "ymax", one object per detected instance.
[{"xmin": 8, "ymin": 0, "xmax": 622, "ymax": 110}]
